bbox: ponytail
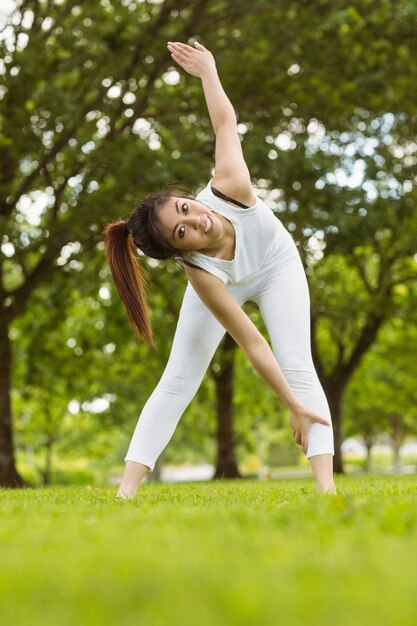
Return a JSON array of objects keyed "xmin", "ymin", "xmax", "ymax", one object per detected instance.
[{"xmin": 103, "ymin": 220, "xmax": 155, "ymax": 347}]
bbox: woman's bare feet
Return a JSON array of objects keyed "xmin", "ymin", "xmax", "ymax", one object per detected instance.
[
  {"xmin": 115, "ymin": 461, "xmax": 150, "ymax": 500},
  {"xmin": 116, "ymin": 487, "xmax": 136, "ymax": 500},
  {"xmin": 309, "ymin": 454, "xmax": 336, "ymax": 494},
  {"xmin": 316, "ymin": 482, "xmax": 337, "ymax": 494}
]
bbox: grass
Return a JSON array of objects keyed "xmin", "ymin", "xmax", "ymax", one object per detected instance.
[{"xmin": 1, "ymin": 475, "xmax": 416, "ymax": 626}]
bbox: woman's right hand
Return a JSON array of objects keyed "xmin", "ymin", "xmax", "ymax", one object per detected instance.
[
  {"xmin": 290, "ymin": 405, "xmax": 331, "ymax": 454},
  {"xmin": 167, "ymin": 41, "xmax": 216, "ymax": 78}
]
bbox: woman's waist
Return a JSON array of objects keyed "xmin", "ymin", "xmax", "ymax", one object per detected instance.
[{"xmin": 234, "ymin": 222, "xmax": 298, "ymax": 282}]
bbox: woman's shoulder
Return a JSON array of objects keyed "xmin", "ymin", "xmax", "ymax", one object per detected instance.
[
  {"xmin": 210, "ymin": 175, "xmax": 256, "ymax": 208},
  {"xmin": 196, "ymin": 178, "xmax": 257, "ymax": 211}
]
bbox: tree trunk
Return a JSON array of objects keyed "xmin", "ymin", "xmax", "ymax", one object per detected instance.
[
  {"xmin": 323, "ymin": 380, "xmax": 345, "ymax": 474},
  {"xmin": 0, "ymin": 317, "xmax": 26, "ymax": 487},
  {"xmin": 212, "ymin": 334, "xmax": 241, "ymax": 479},
  {"xmin": 42, "ymin": 429, "xmax": 54, "ymax": 486},
  {"xmin": 389, "ymin": 415, "xmax": 405, "ymax": 474},
  {"xmin": 365, "ymin": 446, "xmax": 372, "ymax": 473},
  {"xmin": 363, "ymin": 436, "xmax": 374, "ymax": 474},
  {"xmin": 311, "ymin": 309, "xmax": 387, "ymax": 476},
  {"xmin": 147, "ymin": 454, "xmax": 163, "ymax": 482},
  {"xmin": 392, "ymin": 443, "xmax": 402, "ymax": 474}
]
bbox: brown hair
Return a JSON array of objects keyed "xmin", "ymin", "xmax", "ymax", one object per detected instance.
[{"xmin": 103, "ymin": 188, "xmax": 193, "ymax": 347}]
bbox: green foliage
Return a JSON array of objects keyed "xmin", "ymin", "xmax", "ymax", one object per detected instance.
[
  {"xmin": 1, "ymin": 477, "xmax": 417, "ymax": 626},
  {"xmin": 344, "ymin": 313, "xmax": 417, "ymax": 441},
  {"xmin": 2, "ymin": 0, "xmax": 417, "ymax": 478}
]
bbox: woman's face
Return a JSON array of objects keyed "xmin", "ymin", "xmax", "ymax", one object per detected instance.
[{"xmin": 158, "ymin": 197, "xmax": 222, "ymax": 253}]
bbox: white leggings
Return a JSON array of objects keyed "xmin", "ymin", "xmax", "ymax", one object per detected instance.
[{"xmin": 125, "ymin": 227, "xmax": 334, "ymax": 470}]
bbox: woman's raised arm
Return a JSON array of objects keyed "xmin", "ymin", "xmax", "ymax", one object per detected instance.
[{"xmin": 167, "ymin": 41, "xmax": 255, "ymax": 207}]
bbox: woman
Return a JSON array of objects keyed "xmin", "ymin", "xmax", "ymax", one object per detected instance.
[{"xmin": 104, "ymin": 41, "xmax": 336, "ymax": 498}]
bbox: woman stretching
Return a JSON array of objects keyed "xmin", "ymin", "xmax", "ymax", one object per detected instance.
[{"xmin": 104, "ymin": 41, "xmax": 336, "ymax": 498}]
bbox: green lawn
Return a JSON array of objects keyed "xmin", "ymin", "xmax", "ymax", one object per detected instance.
[{"xmin": 1, "ymin": 475, "xmax": 416, "ymax": 626}]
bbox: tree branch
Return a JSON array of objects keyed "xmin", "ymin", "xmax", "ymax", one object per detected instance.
[
  {"xmin": 9, "ymin": 229, "xmax": 67, "ymax": 318},
  {"xmin": 355, "ymin": 259, "xmax": 374, "ymax": 294},
  {"xmin": 339, "ymin": 310, "xmax": 386, "ymax": 385}
]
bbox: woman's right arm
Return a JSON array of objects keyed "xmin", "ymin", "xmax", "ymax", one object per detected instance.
[
  {"xmin": 184, "ymin": 265, "xmax": 330, "ymax": 453},
  {"xmin": 167, "ymin": 40, "xmax": 255, "ymax": 208}
]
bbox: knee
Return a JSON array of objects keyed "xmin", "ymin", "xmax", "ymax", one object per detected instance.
[
  {"xmin": 281, "ymin": 361, "xmax": 317, "ymax": 393},
  {"xmin": 158, "ymin": 371, "xmax": 200, "ymax": 397}
]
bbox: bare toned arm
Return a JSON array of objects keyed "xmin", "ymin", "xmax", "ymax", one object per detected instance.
[{"xmin": 167, "ymin": 40, "xmax": 255, "ymax": 207}]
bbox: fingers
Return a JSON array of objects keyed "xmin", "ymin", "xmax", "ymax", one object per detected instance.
[
  {"xmin": 167, "ymin": 41, "xmax": 197, "ymax": 55},
  {"xmin": 167, "ymin": 41, "xmax": 207, "ymax": 60},
  {"xmin": 291, "ymin": 407, "xmax": 330, "ymax": 453},
  {"xmin": 293, "ymin": 428, "xmax": 307, "ymax": 453},
  {"xmin": 292, "ymin": 422, "xmax": 301, "ymax": 445},
  {"xmin": 294, "ymin": 430, "xmax": 307, "ymax": 454},
  {"xmin": 305, "ymin": 409, "xmax": 331, "ymax": 427},
  {"xmin": 301, "ymin": 432, "xmax": 307, "ymax": 454},
  {"xmin": 167, "ymin": 42, "xmax": 198, "ymax": 71},
  {"xmin": 315, "ymin": 416, "xmax": 331, "ymax": 426},
  {"xmin": 167, "ymin": 43, "xmax": 188, "ymax": 61}
]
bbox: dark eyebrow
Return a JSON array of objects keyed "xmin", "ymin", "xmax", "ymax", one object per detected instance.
[{"xmin": 172, "ymin": 199, "xmax": 180, "ymax": 240}]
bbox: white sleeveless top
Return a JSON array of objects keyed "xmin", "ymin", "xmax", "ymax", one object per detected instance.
[{"xmin": 175, "ymin": 180, "xmax": 283, "ymax": 285}]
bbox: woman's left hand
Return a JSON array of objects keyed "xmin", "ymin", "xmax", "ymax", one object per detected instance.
[
  {"xmin": 290, "ymin": 405, "xmax": 330, "ymax": 454},
  {"xmin": 167, "ymin": 41, "xmax": 216, "ymax": 78}
]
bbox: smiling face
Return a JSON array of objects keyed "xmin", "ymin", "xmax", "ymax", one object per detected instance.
[{"xmin": 157, "ymin": 197, "xmax": 222, "ymax": 254}]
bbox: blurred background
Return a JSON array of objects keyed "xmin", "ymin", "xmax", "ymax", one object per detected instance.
[{"xmin": 1, "ymin": 0, "xmax": 417, "ymax": 488}]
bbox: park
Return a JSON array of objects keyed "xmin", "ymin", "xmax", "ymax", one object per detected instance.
[{"xmin": 1, "ymin": 0, "xmax": 417, "ymax": 624}]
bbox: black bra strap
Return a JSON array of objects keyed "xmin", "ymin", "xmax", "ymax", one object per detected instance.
[{"xmin": 211, "ymin": 185, "xmax": 250, "ymax": 209}]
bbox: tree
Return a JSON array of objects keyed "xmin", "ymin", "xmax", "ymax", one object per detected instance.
[
  {"xmin": 1, "ymin": 0, "xmax": 216, "ymax": 485},
  {"xmin": 219, "ymin": 1, "xmax": 417, "ymax": 472},
  {"xmin": 344, "ymin": 304, "xmax": 417, "ymax": 472},
  {"xmin": 2, "ymin": 0, "xmax": 417, "ymax": 484}
]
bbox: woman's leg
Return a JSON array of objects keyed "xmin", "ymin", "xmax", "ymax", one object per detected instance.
[
  {"xmin": 118, "ymin": 282, "xmax": 228, "ymax": 498},
  {"xmin": 256, "ymin": 246, "xmax": 336, "ymax": 493},
  {"xmin": 309, "ymin": 455, "xmax": 336, "ymax": 493},
  {"xmin": 117, "ymin": 461, "xmax": 150, "ymax": 498}
]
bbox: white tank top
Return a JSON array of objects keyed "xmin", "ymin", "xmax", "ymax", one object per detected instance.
[{"xmin": 175, "ymin": 180, "xmax": 283, "ymax": 285}]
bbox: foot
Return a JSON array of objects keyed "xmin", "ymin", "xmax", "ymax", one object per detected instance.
[
  {"xmin": 309, "ymin": 454, "xmax": 335, "ymax": 494},
  {"xmin": 115, "ymin": 486, "xmax": 136, "ymax": 500},
  {"xmin": 316, "ymin": 482, "xmax": 337, "ymax": 494},
  {"xmin": 115, "ymin": 461, "xmax": 149, "ymax": 500}
]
